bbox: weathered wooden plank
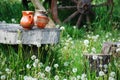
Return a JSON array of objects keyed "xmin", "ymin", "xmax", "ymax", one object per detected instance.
[{"xmin": 0, "ymin": 24, "xmax": 60, "ymax": 45}]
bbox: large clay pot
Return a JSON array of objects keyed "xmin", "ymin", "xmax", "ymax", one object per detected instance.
[
  {"xmin": 34, "ymin": 10, "xmax": 49, "ymax": 29},
  {"xmin": 20, "ymin": 11, "xmax": 34, "ymax": 30}
]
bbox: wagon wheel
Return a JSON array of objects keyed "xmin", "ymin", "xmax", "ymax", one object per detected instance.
[{"xmin": 51, "ymin": 0, "xmax": 114, "ymax": 28}]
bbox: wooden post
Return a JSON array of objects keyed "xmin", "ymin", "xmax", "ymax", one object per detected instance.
[
  {"xmin": 84, "ymin": 54, "xmax": 111, "ymax": 76},
  {"xmin": 101, "ymin": 42, "xmax": 120, "ymax": 57}
]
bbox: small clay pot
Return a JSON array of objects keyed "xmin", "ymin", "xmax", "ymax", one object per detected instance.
[
  {"xmin": 20, "ymin": 11, "xmax": 34, "ymax": 30},
  {"xmin": 36, "ymin": 16, "xmax": 49, "ymax": 29}
]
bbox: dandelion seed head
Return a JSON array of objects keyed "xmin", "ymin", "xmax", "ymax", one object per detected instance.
[{"xmin": 45, "ymin": 66, "xmax": 51, "ymax": 72}]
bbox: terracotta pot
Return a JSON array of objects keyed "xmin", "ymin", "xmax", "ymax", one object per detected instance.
[
  {"xmin": 20, "ymin": 11, "xmax": 34, "ymax": 30},
  {"xmin": 34, "ymin": 10, "xmax": 49, "ymax": 29}
]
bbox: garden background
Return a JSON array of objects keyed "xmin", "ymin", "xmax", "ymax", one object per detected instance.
[{"xmin": 0, "ymin": 0, "xmax": 120, "ymax": 80}]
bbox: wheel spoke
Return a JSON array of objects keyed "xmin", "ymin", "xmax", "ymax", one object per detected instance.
[
  {"xmin": 58, "ymin": 6, "xmax": 77, "ymax": 10},
  {"xmin": 76, "ymin": 14, "xmax": 83, "ymax": 28},
  {"xmin": 63, "ymin": 11, "xmax": 79, "ymax": 23}
]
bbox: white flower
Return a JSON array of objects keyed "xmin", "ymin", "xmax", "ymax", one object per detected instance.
[
  {"xmin": 31, "ymin": 55, "xmax": 36, "ymax": 60},
  {"xmin": 77, "ymin": 75, "xmax": 81, "ymax": 79},
  {"xmin": 54, "ymin": 75, "xmax": 59, "ymax": 80},
  {"xmin": 73, "ymin": 26, "xmax": 76, "ymax": 29},
  {"xmin": 104, "ymin": 64, "xmax": 108, "ymax": 69},
  {"xmin": 2, "ymin": 21, "xmax": 6, "ymax": 24},
  {"xmin": 5, "ymin": 68, "xmax": 12, "ymax": 74},
  {"xmin": 54, "ymin": 64, "xmax": 59, "ymax": 68},
  {"xmin": 108, "ymin": 77, "xmax": 115, "ymax": 80},
  {"xmin": 38, "ymin": 72, "xmax": 45, "ymax": 78},
  {"xmin": 24, "ymin": 76, "xmax": 37, "ymax": 80},
  {"xmin": 35, "ymin": 59, "xmax": 39, "ymax": 64},
  {"xmin": 64, "ymin": 62, "xmax": 69, "ymax": 66},
  {"xmin": 91, "ymin": 47, "xmax": 96, "ymax": 53},
  {"xmin": 60, "ymin": 26, "xmax": 65, "ymax": 30},
  {"xmin": 109, "ymin": 72, "xmax": 116, "ymax": 78},
  {"xmin": 33, "ymin": 42, "xmax": 41, "ymax": 47},
  {"xmin": 56, "ymin": 25, "xmax": 60, "ymax": 28},
  {"xmin": 92, "ymin": 55, "xmax": 98, "ymax": 60},
  {"xmin": 45, "ymin": 66, "xmax": 51, "ymax": 72},
  {"xmin": 92, "ymin": 35, "xmax": 99, "ymax": 41},
  {"xmin": 99, "ymin": 64, "xmax": 103, "ymax": 68},
  {"xmin": 72, "ymin": 68, "xmax": 77, "ymax": 73},
  {"xmin": 81, "ymin": 73, "xmax": 87, "ymax": 80},
  {"xmin": 26, "ymin": 64, "xmax": 31, "ymax": 69},
  {"xmin": 33, "ymin": 62, "xmax": 37, "ymax": 68},
  {"xmin": 99, "ymin": 71, "xmax": 105, "ymax": 76},
  {"xmin": 17, "ymin": 40, "xmax": 22, "ymax": 44},
  {"xmin": 70, "ymin": 76, "xmax": 76, "ymax": 80},
  {"xmin": 63, "ymin": 79, "xmax": 67, "ymax": 80},
  {"xmin": 84, "ymin": 40, "xmax": 89, "ymax": 47},
  {"xmin": 11, "ymin": 18, "xmax": 16, "ymax": 23},
  {"xmin": 1, "ymin": 75, "xmax": 6, "ymax": 80}
]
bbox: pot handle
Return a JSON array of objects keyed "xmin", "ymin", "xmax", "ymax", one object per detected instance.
[{"xmin": 28, "ymin": 15, "xmax": 33, "ymax": 24}]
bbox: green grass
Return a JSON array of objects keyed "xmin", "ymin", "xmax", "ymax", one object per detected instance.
[{"xmin": 0, "ymin": 0, "xmax": 120, "ymax": 80}]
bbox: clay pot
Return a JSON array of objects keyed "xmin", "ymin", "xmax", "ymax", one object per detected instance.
[
  {"xmin": 34, "ymin": 10, "xmax": 49, "ymax": 29},
  {"xmin": 20, "ymin": 11, "xmax": 34, "ymax": 30}
]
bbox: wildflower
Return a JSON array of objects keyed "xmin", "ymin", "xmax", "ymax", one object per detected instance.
[
  {"xmin": 92, "ymin": 55, "xmax": 98, "ymax": 60},
  {"xmin": 84, "ymin": 40, "xmax": 89, "ymax": 47},
  {"xmin": 35, "ymin": 59, "xmax": 39, "ymax": 64},
  {"xmin": 104, "ymin": 64, "xmax": 108, "ymax": 69},
  {"xmin": 91, "ymin": 47, "xmax": 96, "ymax": 53},
  {"xmin": 5, "ymin": 68, "xmax": 12, "ymax": 74},
  {"xmin": 38, "ymin": 62, "xmax": 43, "ymax": 68},
  {"xmin": 108, "ymin": 77, "xmax": 115, "ymax": 80},
  {"xmin": 2, "ymin": 21, "xmax": 6, "ymax": 24},
  {"xmin": 38, "ymin": 72, "xmax": 45, "ymax": 78},
  {"xmin": 17, "ymin": 40, "xmax": 22, "ymax": 44},
  {"xmin": 1, "ymin": 75, "xmax": 6, "ymax": 80},
  {"xmin": 54, "ymin": 64, "xmax": 59, "ymax": 68},
  {"xmin": 45, "ymin": 66, "xmax": 51, "ymax": 72},
  {"xmin": 73, "ymin": 26, "xmax": 76, "ymax": 29},
  {"xmin": 109, "ymin": 72, "xmax": 116, "ymax": 78},
  {"xmin": 23, "ymin": 76, "xmax": 37, "ymax": 80},
  {"xmin": 63, "ymin": 79, "xmax": 67, "ymax": 80},
  {"xmin": 99, "ymin": 64, "xmax": 103, "ymax": 68},
  {"xmin": 92, "ymin": 35, "xmax": 99, "ymax": 41},
  {"xmin": 26, "ymin": 64, "xmax": 31, "ymax": 69},
  {"xmin": 81, "ymin": 73, "xmax": 87, "ymax": 80},
  {"xmin": 56, "ymin": 24, "xmax": 60, "ymax": 28},
  {"xmin": 70, "ymin": 76, "xmax": 76, "ymax": 80},
  {"xmin": 33, "ymin": 62, "xmax": 37, "ymax": 68},
  {"xmin": 11, "ymin": 18, "xmax": 16, "ymax": 23},
  {"xmin": 64, "ymin": 62, "xmax": 69, "ymax": 66},
  {"xmin": 31, "ymin": 55, "xmax": 36, "ymax": 60},
  {"xmin": 54, "ymin": 75, "xmax": 59, "ymax": 80},
  {"xmin": 60, "ymin": 26, "xmax": 65, "ymax": 30},
  {"xmin": 33, "ymin": 41, "xmax": 41, "ymax": 47},
  {"xmin": 72, "ymin": 68, "xmax": 77, "ymax": 73},
  {"xmin": 99, "ymin": 71, "xmax": 105, "ymax": 77},
  {"xmin": 77, "ymin": 75, "xmax": 81, "ymax": 79}
]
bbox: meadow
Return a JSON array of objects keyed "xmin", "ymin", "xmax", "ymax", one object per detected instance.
[{"xmin": 0, "ymin": 0, "xmax": 120, "ymax": 80}]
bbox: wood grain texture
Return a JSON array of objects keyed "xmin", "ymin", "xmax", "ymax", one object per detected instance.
[{"xmin": 0, "ymin": 24, "xmax": 60, "ymax": 45}]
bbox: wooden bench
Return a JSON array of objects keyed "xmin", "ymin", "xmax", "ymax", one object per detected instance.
[{"xmin": 0, "ymin": 24, "xmax": 60, "ymax": 45}]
